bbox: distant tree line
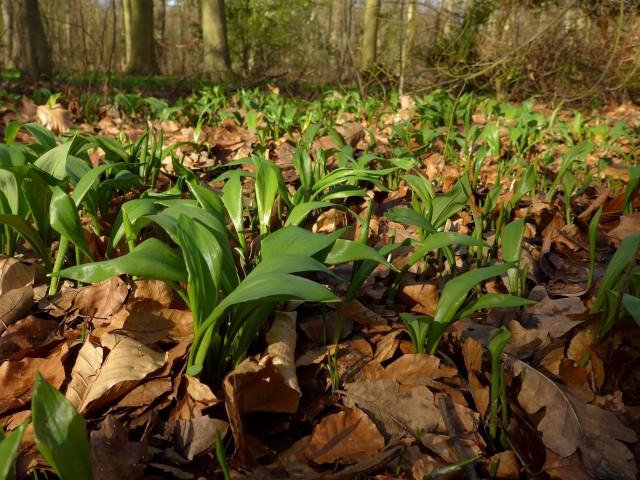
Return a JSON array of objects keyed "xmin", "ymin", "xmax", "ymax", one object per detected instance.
[{"xmin": 1, "ymin": 0, "xmax": 639, "ymax": 100}]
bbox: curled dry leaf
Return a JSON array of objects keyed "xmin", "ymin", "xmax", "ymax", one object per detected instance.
[
  {"xmin": 0, "ymin": 342, "xmax": 68, "ymax": 415},
  {"xmin": 462, "ymin": 337, "xmax": 490, "ymax": 417},
  {"xmin": 224, "ymin": 312, "xmax": 302, "ymax": 460},
  {"xmin": 504, "ymin": 354, "xmax": 637, "ymax": 479},
  {"xmin": 0, "ymin": 257, "xmax": 34, "ymax": 294},
  {"xmin": 305, "ymin": 407, "xmax": 384, "ymax": 465},
  {"xmin": 0, "ymin": 285, "xmax": 34, "ymax": 336},
  {"xmin": 36, "ymin": 104, "xmax": 72, "ymax": 134},
  {"xmin": 174, "ymin": 416, "xmax": 229, "ymax": 460},
  {"xmin": 607, "ymin": 212, "xmax": 640, "ymax": 246},
  {"xmin": 399, "ymin": 282, "xmax": 439, "ymax": 316},
  {"xmin": 169, "ymin": 375, "xmax": 220, "ymax": 423},
  {"xmin": 66, "ymin": 333, "xmax": 167, "ymax": 415}
]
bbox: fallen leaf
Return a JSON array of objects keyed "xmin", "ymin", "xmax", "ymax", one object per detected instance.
[
  {"xmin": 66, "ymin": 334, "xmax": 167, "ymax": 415},
  {"xmin": 381, "ymin": 353, "xmax": 457, "ymax": 384},
  {"xmin": 73, "ymin": 278, "xmax": 128, "ymax": 319},
  {"xmin": 0, "ymin": 257, "xmax": 34, "ymax": 294},
  {"xmin": 487, "ymin": 450, "xmax": 520, "ymax": 479},
  {"xmin": 90, "ymin": 415, "xmax": 144, "ymax": 479},
  {"xmin": 0, "ymin": 285, "xmax": 34, "ymax": 336},
  {"xmin": 607, "ymin": 212, "xmax": 640, "ymax": 245},
  {"xmin": 399, "ymin": 283, "xmax": 439, "ymax": 316},
  {"xmin": 462, "ymin": 337, "xmax": 490, "ymax": 417},
  {"xmin": 343, "ymin": 379, "xmax": 442, "ymax": 437},
  {"xmin": 504, "ymin": 355, "xmax": 637, "ymax": 479},
  {"xmin": 133, "ymin": 279, "xmax": 174, "ymax": 307},
  {"xmin": 336, "ymin": 300, "xmax": 387, "ymax": 327},
  {"xmin": 169, "ymin": 375, "xmax": 220, "ymax": 423},
  {"xmin": 36, "ymin": 104, "xmax": 72, "ymax": 134},
  {"xmin": 0, "ymin": 316, "xmax": 59, "ymax": 362},
  {"xmin": 305, "ymin": 407, "xmax": 384, "ymax": 464},
  {"xmin": 174, "ymin": 415, "xmax": 229, "ymax": 460},
  {"xmin": 0, "ymin": 342, "xmax": 68, "ymax": 415},
  {"xmin": 522, "ymin": 289, "xmax": 585, "ymax": 338}
]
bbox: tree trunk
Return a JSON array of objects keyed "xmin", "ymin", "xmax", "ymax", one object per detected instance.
[
  {"xmin": 200, "ymin": 0, "xmax": 230, "ymax": 80},
  {"xmin": 361, "ymin": 0, "xmax": 379, "ymax": 70},
  {"xmin": 17, "ymin": 0, "xmax": 52, "ymax": 77},
  {"xmin": 122, "ymin": 0, "xmax": 132, "ymax": 67},
  {"xmin": 127, "ymin": 0, "xmax": 158, "ymax": 74},
  {"xmin": 330, "ymin": 0, "xmax": 345, "ymax": 78},
  {"xmin": 1, "ymin": 0, "xmax": 15, "ymax": 69},
  {"xmin": 155, "ymin": 0, "xmax": 166, "ymax": 68},
  {"xmin": 399, "ymin": 0, "xmax": 415, "ymax": 94}
]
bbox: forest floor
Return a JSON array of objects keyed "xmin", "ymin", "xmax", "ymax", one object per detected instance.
[{"xmin": 0, "ymin": 83, "xmax": 639, "ymax": 479}]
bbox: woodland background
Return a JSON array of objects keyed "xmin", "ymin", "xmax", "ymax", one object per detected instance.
[{"xmin": 2, "ymin": 0, "xmax": 640, "ymax": 103}]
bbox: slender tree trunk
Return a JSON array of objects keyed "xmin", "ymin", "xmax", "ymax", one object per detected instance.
[
  {"xmin": 1, "ymin": 0, "xmax": 15, "ymax": 69},
  {"xmin": 361, "ymin": 0, "xmax": 379, "ymax": 70},
  {"xmin": 330, "ymin": 0, "xmax": 345, "ymax": 79},
  {"xmin": 399, "ymin": 0, "xmax": 415, "ymax": 94},
  {"xmin": 17, "ymin": 0, "xmax": 52, "ymax": 77},
  {"xmin": 200, "ymin": 0, "xmax": 230, "ymax": 80},
  {"xmin": 122, "ymin": 0, "xmax": 132, "ymax": 68},
  {"xmin": 155, "ymin": 0, "xmax": 166, "ymax": 68},
  {"xmin": 127, "ymin": 0, "xmax": 158, "ymax": 74}
]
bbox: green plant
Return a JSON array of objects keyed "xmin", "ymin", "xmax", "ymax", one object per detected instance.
[
  {"xmin": 592, "ymin": 233, "xmax": 640, "ymax": 339},
  {"xmin": 488, "ymin": 327, "xmax": 511, "ymax": 443},
  {"xmin": 0, "ymin": 423, "xmax": 27, "ymax": 480},
  {"xmin": 587, "ymin": 207, "xmax": 603, "ymax": 290},
  {"xmin": 501, "ymin": 218, "xmax": 525, "ymax": 295},
  {"xmin": 31, "ymin": 372, "xmax": 93, "ymax": 480}
]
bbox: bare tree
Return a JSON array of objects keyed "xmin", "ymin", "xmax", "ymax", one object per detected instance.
[
  {"xmin": 200, "ymin": 0, "xmax": 230, "ymax": 80},
  {"xmin": 17, "ymin": 0, "xmax": 52, "ymax": 77},
  {"xmin": 361, "ymin": 0, "xmax": 379, "ymax": 70},
  {"xmin": 126, "ymin": 0, "xmax": 158, "ymax": 74}
]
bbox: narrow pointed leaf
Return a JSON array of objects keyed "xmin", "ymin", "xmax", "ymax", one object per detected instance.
[
  {"xmin": 31, "ymin": 372, "xmax": 93, "ymax": 480},
  {"xmin": 55, "ymin": 238, "xmax": 187, "ymax": 284}
]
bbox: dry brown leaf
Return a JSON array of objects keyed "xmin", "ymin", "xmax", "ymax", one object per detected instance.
[
  {"xmin": 133, "ymin": 279, "xmax": 174, "ymax": 307},
  {"xmin": 0, "ymin": 257, "xmax": 34, "ymax": 294},
  {"xmin": 420, "ymin": 432, "xmax": 483, "ymax": 464},
  {"xmin": 265, "ymin": 311, "xmax": 301, "ymax": 400},
  {"xmin": 36, "ymin": 104, "xmax": 72, "ymax": 134},
  {"xmin": 99, "ymin": 300, "xmax": 193, "ymax": 345},
  {"xmin": 116, "ymin": 377, "xmax": 172, "ymax": 408},
  {"xmin": 0, "ymin": 286, "xmax": 34, "ymax": 336},
  {"xmin": 381, "ymin": 353, "xmax": 457, "ymax": 384},
  {"xmin": 90, "ymin": 415, "xmax": 144, "ymax": 480},
  {"xmin": 399, "ymin": 283, "xmax": 438, "ymax": 316},
  {"xmin": 504, "ymin": 355, "xmax": 637, "ymax": 479},
  {"xmin": 343, "ymin": 379, "xmax": 442, "ymax": 437},
  {"xmin": 336, "ymin": 299, "xmax": 387, "ymax": 327},
  {"xmin": 373, "ymin": 330, "xmax": 402, "ymax": 363},
  {"xmin": 73, "ymin": 278, "xmax": 128, "ymax": 319},
  {"xmin": 607, "ymin": 212, "xmax": 640, "ymax": 245},
  {"xmin": 0, "ymin": 342, "xmax": 68, "ymax": 415},
  {"xmin": 522, "ymin": 291, "xmax": 586, "ymax": 338},
  {"xmin": 169, "ymin": 375, "xmax": 220, "ymax": 423},
  {"xmin": 174, "ymin": 416, "xmax": 229, "ymax": 460},
  {"xmin": 543, "ymin": 450, "xmax": 592, "ymax": 480},
  {"xmin": 0, "ymin": 316, "xmax": 59, "ymax": 362},
  {"xmin": 487, "ymin": 450, "xmax": 521, "ymax": 479},
  {"xmin": 304, "ymin": 407, "xmax": 384, "ymax": 465},
  {"xmin": 462, "ymin": 337, "xmax": 490, "ymax": 417},
  {"xmin": 66, "ymin": 334, "xmax": 167, "ymax": 415}
]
